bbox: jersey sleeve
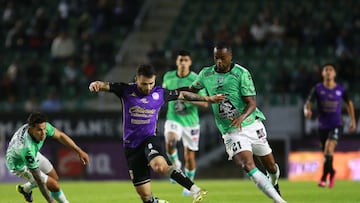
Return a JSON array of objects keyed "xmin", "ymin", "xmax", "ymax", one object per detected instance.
[
  {"xmin": 190, "ymin": 70, "xmax": 205, "ymax": 90},
  {"xmin": 45, "ymin": 122, "xmax": 55, "ymax": 137},
  {"xmin": 342, "ymin": 88, "xmax": 350, "ymax": 103},
  {"xmin": 109, "ymin": 82, "xmax": 128, "ymax": 98},
  {"xmin": 164, "ymin": 88, "xmax": 180, "ymax": 102},
  {"xmin": 23, "ymin": 149, "xmax": 38, "ymax": 169},
  {"xmin": 240, "ymin": 70, "xmax": 256, "ymax": 96}
]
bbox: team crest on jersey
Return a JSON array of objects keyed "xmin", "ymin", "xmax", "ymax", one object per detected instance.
[
  {"xmin": 140, "ymin": 98, "xmax": 148, "ymax": 103},
  {"xmin": 335, "ymin": 90, "xmax": 341, "ymax": 96},
  {"xmin": 152, "ymin": 92, "xmax": 159, "ymax": 100},
  {"xmin": 320, "ymin": 90, "xmax": 325, "ymax": 95}
]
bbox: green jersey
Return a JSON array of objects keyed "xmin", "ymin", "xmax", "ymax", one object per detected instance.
[
  {"xmin": 6, "ymin": 122, "xmax": 55, "ymax": 171},
  {"xmin": 191, "ymin": 64, "xmax": 265, "ymax": 134},
  {"xmin": 163, "ymin": 70, "xmax": 204, "ymax": 127}
]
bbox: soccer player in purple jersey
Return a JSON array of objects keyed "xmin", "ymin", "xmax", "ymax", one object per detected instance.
[
  {"xmin": 304, "ymin": 64, "xmax": 356, "ymax": 188},
  {"xmin": 89, "ymin": 64, "xmax": 224, "ymax": 203}
]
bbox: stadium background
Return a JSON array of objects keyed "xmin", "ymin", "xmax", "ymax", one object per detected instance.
[{"xmin": 1, "ymin": 0, "xmax": 360, "ymax": 182}]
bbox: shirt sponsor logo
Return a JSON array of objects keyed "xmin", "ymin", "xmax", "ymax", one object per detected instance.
[{"xmin": 152, "ymin": 92, "xmax": 159, "ymax": 100}]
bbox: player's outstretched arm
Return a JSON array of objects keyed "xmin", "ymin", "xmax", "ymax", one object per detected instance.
[
  {"xmin": 29, "ymin": 168, "xmax": 55, "ymax": 203},
  {"xmin": 178, "ymin": 91, "xmax": 225, "ymax": 103},
  {"xmin": 345, "ymin": 100, "xmax": 356, "ymax": 133},
  {"xmin": 89, "ymin": 81, "xmax": 110, "ymax": 92},
  {"xmin": 53, "ymin": 128, "xmax": 90, "ymax": 165}
]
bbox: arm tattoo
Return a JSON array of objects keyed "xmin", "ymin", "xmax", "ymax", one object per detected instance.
[{"xmin": 181, "ymin": 91, "xmax": 206, "ymax": 101}]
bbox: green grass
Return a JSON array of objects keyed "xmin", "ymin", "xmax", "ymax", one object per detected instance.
[{"xmin": 1, "ymin": 179, "xmax": 360, "ymax": 203}]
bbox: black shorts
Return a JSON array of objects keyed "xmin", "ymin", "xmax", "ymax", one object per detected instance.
[
  {"xmin": 124, "ymin": 135, "xmax": 171, "ymax": 186},
  {"xmin": 318, "ymin": 127, "xmax": 343, "ymax": 150}
]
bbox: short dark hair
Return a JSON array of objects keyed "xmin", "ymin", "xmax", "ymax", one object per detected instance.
[
  {"xmin": 27, "ymin": 112, "xmax": 47, "ymax": 127},
  {"xmin": 177, "ymin": 50, "xmax": 191, "ymax": 57},
  {"xmin": 136, "ymin": 64, "xmax": 156, "ymax": 78},
  {"xmin": 322, "ymin": 63, "xmax": 337, "ymax": 72},
  {"xmin": 214, "ymin": 42, "xmax": 232, "ymax": 52}
]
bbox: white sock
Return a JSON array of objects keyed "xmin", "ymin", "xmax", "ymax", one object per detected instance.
[
  {"xmin": 248, "ymin": 168, "xmax": 285, "ymax": 202},
  {"xmin": 267, "ymin": 163, "xmax": 280, "ymax": 185},
  {"xmin": 51, "ymin": 189, "xmax": 69, "ymax": 203},
  {"xmin": 23, "ymin": 182, "xmax": 37, "ymax": 193},
  {"xmin": 190, "ymin": 184, "xmax": 200, "ymax": 195}
]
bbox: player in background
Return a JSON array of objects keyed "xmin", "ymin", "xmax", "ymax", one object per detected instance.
[
  {"xmin": 188, "ymin": 43, "xmax": 287, "ymax": 203},
  {"xmin": 162, "ymin": 50, "xmax": 208, "ymax": 196},
  {"xmin": 304, "ymin": 64, "xmax": 356, "ymax": 188},
  {"xmin": 5, "ymin": 112, "xmax": 90, "ymax": 203},
  {"xmin": 89, "ymin": 64, "xmax": 224, "ymax": 203}
]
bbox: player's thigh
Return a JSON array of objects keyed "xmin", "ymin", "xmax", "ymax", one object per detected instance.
[
  {"xmin": 222, "ymin": 130, "xmax": 252, "ymax": 160},
  {"xmin": 37, "ymin": 152, "xmax": 54, "ymax": 174},
  {"xmin": 246, "ymin": 120, "xmax": 272, "ymax": 156},
  {"xmin": 182, "ymin": 125, "xmax": 200, "ymax": 151},
  {"xmin": 164, "ymin": 120, "xmax": 183, "ymax": 142},
  {"xmin": 125, "ymin": 147, "xmax": 151, "ymax": 186}
]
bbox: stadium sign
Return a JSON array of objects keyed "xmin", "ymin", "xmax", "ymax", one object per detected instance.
[{"xmin": 0, "ymin": 111, "xmax": 123, "ymax": 139}]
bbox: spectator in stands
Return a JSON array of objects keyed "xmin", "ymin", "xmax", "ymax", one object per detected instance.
[
  {"xmin": 233, "ymin": 22, "xmax": 251, "ymax": 47},
  {"xmin": 250, "ymin": 18, "xmax": 268, "ymax": 46},
  {"xmin": 50, "ymin": 30, "xmax": 75, "ymax": 62},
  {"xmin": 82, "ymin": 54, "xmax": 97, "ymax": 85},
  {"xmin": 2, "ymin": 1, "xmax": 16, "ymax": 30},
  {"xmin": 5, "ymin": 20, "xmax": 27, "ymax": 50},
  {"xmin": 266, "ymin": 17, "xmax": 285, "ymax": 50},
  {"xmin": 41, "ymin": 90, "xmax": 63, "ymax": 112},
  {"xmin": 63, "ymin": 58, "xmax": 79, "ymax": 92},
  {"xmin": 195, "ymin": 21, "xmax": 214, "ymax": 56},
  {"xmin": 24, "ymin": 93, "xmax": 40, "ymax": 112}
]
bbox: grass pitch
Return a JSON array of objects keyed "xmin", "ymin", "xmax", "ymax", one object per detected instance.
[{"xmin": 0, "ymin": 179, "xmax": 359, "ymax": 203}]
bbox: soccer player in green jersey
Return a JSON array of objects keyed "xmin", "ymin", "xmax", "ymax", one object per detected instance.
[
  {"xmin": 5, "ymin": 112, "xmax": 90, "ymax": 203},
  {"xmin": 189, "ymin": 43, "xmax": 287, "ymax": 203},
  {"xmin": 162, "ymin": 50, "xmax": 208, "ymax": 196}
]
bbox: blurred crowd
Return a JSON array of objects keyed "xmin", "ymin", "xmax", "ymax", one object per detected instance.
[
  {"xmin": 0, "ymin": 0, "xmax": 142, "ymax": 111},
  {"xmin": 156, "ymin": 0, "xmax": 360, "ymax": 105}
]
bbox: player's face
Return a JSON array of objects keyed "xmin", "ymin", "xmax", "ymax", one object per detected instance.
[
  {"xmin": 176, "ymin": 55, "xmax": 192, "ymax": 71},
  {"xmin": 28, "ymin": 122, "xmax": 47, "ymax": 142},
  {"xmin": 214, "ymin": 47, "xmax": 232, "ymax": 72},
  {"xmin": 322, "ymin": 65, "xmax": 336, "ymax": 81},
  {"xmin": 136, "ymin": 75, "xmax": 156, "ymax": 95}
]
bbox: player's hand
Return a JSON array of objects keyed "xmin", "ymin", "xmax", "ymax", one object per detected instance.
[
  {"xmin": 304, "ymin": 108, "xmax": 312, "ymax": 118},
  {"xmin": 206, "ymin": 94, "xmax": 225, "ymax": 103},
  {"xmin": 230, "ymin": 115, "xmax": 245, "ymax": 130},
  {"xmin": 78, "ymin": 150, "xmax": 90, "ymax": 165},
  {"xmin": 348, "ymin": 122, "xmax": 356, "ymax": 134},
  {"xmin": 89, "ymin": 81, "xmax": 100, "ymax": 92}
]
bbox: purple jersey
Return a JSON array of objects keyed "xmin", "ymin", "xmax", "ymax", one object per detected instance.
[
  {"xmin": 109, "ymin": 82, "xmax": 178, "ymax": 148},
  {"xmin": 309, "ymin": 83, "xmax": 349, "ymax": 130}
]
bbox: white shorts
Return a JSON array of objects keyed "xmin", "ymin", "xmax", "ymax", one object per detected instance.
[
  {"xmin": 164, "ymin": 120, "xmax": 200, "ymax": 151},
  {"xmin": 222, "ymin": 120, "xmax": 272, "ymax": 160},
  {"xmin": 10, "ymin": 152, "xmax": 53, "ymax": 184}
]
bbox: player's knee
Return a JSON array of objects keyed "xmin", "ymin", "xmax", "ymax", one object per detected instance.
[
  {"xmin": 138, "ymin": 190, "xmax": 152, "ymax": 200},
  {"xmin": 46, "ymin": 177, "xmax": 60, "ymax": 192},
  {"xmin": 233, "ymin": 158, "xmax": 255, "ymax": 171},
  {"xmin": 151, "ymin": 162, "xmax": 168, "ymax": 175}
]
